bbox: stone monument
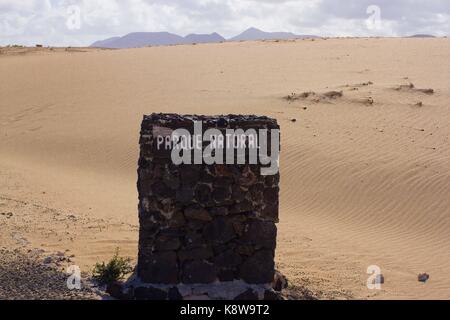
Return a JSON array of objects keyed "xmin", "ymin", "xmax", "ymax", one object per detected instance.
[{"xmin": 126, "ymin": 113, "xmax": 283, "ymax": 300}]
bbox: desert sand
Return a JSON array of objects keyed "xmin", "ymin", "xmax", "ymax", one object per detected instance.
[{"xmin": 0, "ymin": 38, "xmax": 449, "ymax": 299}]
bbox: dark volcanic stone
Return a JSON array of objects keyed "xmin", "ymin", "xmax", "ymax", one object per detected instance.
[
  {"xmin": 106, "ymin": 282, "xmax": 125, "ymax": 300},
  {"xmin": 212, "ymin": 187, "xmax": 232, "ymax": 204},
  {"xmin": 180, "ymin": 166, "xmax": 200, "ymax": 186},
  {"xmin": 214, "ymin": 250, "xmax": 242, "ymax": 268},
  {"xmin": 168, "ymin": 287, "xmax": 183, "ymax": 301},
  {"xmin": 178, "ymin": 246, "xmax": 213, "ymax": 263},
  {"xmin": 239, "ymin": 250, "xmax": 275, "ymax": 284},
  {"xmin": 215, "ymin": 165, "xmax": 235, "ymax": 177},
  {"xmin": 263, "ymin": 187, "xmax": 279, "ymax": 203},
  {"xmin": 230, "ymin": 199, "xmax": 253, "ymax": 214},
  {"xmin": 234, "ymin": 289, "xmax": 259, "ymax": 301},
  {"xmin": 159, "ymin": 227, "xmax": 184, "ymax": 238},
  {"xmin": 210, "ymin": 207, "xmax": 229, "ymax": 217},
  {"xmin": 217, "ymin": 117, "xmax": 228, "ymax": 127},
  {"xmin": 184, "ymin": 206, "xmax": 212, "ymax": 222},
  {"xmin": 261, "ymin": 203, "xmax": 279, "ymax": 222},
  {"xmin": 232, "ymin": 185, "xmax": 247, "ymax": 202},
  {"xmin": 236, "ymin": 244, "xmax": 255, "ymax": 257},
  {"xmin": 168, "ymin": 211, "xmax": 186, "ymax": 228},
  {"xmin": 184, "ymin": 232, "xmax": 204, "ymax": 248},
  {"xmin": 203, "ymin": 217, "xmax": 236, "ymax": 244},
  {"xmin": 273, "ymin": 270, "xmax": 289, "ymax": 292},
  {"xmin": 186, "ymin": 220, "xmax": 206, "ymax": 231},
  {"xmin": 242, "ymin": 220, "xmax": 277, "ymax": 249},
  {"xmin": 138, "ymin": 178, "xmax": 153, "ymax": 197},
  {"xmin": 250, "ymin": 183, "xmax": 265, "ymax": 201},
  {"xmin": 239, "ymin": 166, "xmax": 257, "ymax": 187},
  {"xmin": 162, "ymin": 172, "xmax": 180, "ymax": 190},
  {"xmin": 138, "ymin": 252, "xmax": 178, "ymax": 284},
  {"xmin": 264, "ymin": 289, "xmax": 283, "ymax": 301},
  {"xmin": 200, "ymin": 169, "xmax": 215, "ymax": 183},
  {"xmin": 134, "ymin": 286, "xmax": 168, "ymax": 301},
  {"xmin": 195, "ymin": 184, "xmax": 212, "ymax": 203},
  {"xmin": 264, "ymin": 174, "xmax": 279, "ymax": 187},
  {"xmin": 138, "ymin": 213, "xmax": 160, "ymax": 236},
  {"xmin": 217, "ymin": 269, "xmax": 236, "ymax": 282},
  {"xmin": 230, "ymin": 215, "xmax": 247, "ymax": 236},
  {"xmin": 151, "ymin": 182, "xmax": 173, "ymax": 198},
  {"xmin": 176, "ymin": 187, "xmax": 194, "ymax": 204},
  {"xmin": 154, "ymin": 235, "xmax": 181, "ymax": 251},
  {"xmin": 213, "ymin": 176, "xmax": 234, "ymax": 188},
  {"xmin": 182, "ymin": 261, "xmax": 217, "ymax": 284}
]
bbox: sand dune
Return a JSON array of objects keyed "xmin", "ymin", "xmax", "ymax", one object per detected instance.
[{"xmin": 1, "ymin": 38, "xmax": 449, "ymax": 299}]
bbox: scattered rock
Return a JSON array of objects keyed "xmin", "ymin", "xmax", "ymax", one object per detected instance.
[
  {"xmin": 418, "ymin": 273, "xmax": 430, "ymax": 283},
  {"xmin": 234, "ymin": 289, "xmax": 259, "ymax": 300},
  {"xmin": 397, "ymin": 82, "xmax": 415, "ymax": 90},
  {"xmin": 0, "ymin": 249, "xmax": 98, "ymax": 300},
  {"xmin": 417, "ymin": 88, "xmax": 434, "ymax": 95},
  {"xmin": 184, "ymin": 295, "xmax": 211, "ymax": 300},
  {"xmin": 323, "ymin": 91, "xmax": 343, "ymax": 99},
  {"xmin": 365, "ymin": 97, "xmax": 374, "ymax": 105},
  {"xmin": 134, "ymin": 286, "xmax": 168, "ymax": 300},
  {"xmin": 264, "ymin": 289, "xmax": 284, "ymax": 300},
  {"xmin": 1, "ymin": 212, "xmax": 13, "ymax": 219},
  {"xmin": 43, "ymin": 256, "xmax": 53, "ymax": 264},
  {"xmin": 217, "ymin": 118, "xmax": 228, "ymax": 127},
  {"xmin": 107, "ymin": 282, "xmax": 125, "ymax": 299},
  {"xmin": 396, "ymin": 83, "xmax": 434, "ymax": 95},
  {"xmin": 272, "ymin": 270, "xmax": 289, "ymax": 291},
  {"xmin": 165, "ymin": 287, "xmax": 181, "ymax": 300}
]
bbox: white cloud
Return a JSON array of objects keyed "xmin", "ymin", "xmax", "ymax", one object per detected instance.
[{"xmin": 0, "ymin": 0, "xmax": 448, "ymax": 46}]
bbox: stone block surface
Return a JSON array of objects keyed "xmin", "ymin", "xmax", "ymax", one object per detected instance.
[{"xmin": 137, "ymin": 113, "xmax": 280, "ymax": 289}]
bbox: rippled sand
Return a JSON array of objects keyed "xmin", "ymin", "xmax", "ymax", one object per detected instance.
[{"xmin": 1, "ymin": 38, "xmax": 449, "ymax": 299}]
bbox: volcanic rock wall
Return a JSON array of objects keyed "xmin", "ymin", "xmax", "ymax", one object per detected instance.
[{"xmin": 137, "ymin": 114, "xmax": 280, "ymax": 294}]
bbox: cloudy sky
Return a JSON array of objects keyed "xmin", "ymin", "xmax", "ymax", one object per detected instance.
[{"xmin": 1, "ymin": 0, "xmax": 449, "ymax": 46}]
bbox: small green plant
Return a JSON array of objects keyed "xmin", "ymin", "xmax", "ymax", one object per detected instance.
[{"xmin": 92, "ymin": 248, "xmax": 133, "ymax": 285}]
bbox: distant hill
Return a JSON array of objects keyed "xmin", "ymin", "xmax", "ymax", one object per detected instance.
[
  {"xmin": 91, "ymin": 32, "xmax": 185, "ymax": 48},
  {"xmin": 90, "ymin": 28, "xmax": 318, "ymax": 48},
  {"xmin": 229, "ymin": 27, "xmax": 318, "ymax": 42},
  {"xmin": 184, "ymin": 32, "xmax": 225, "ymax": 44},
  {"xmin": 90, "ymin": 37, "xmax": 121, "ymax": 48},
  {"xmin": 408, "ymin": 34, "xmax": 436, "ymax": 38},
  {"xmin": 91, "ymin": 32, "xmax": 225, "ymax": 48}
]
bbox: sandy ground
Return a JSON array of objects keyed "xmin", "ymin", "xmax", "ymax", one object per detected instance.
[{"xmin": 0, "ymin": 38, "xmax": 449, "ymax": 300}]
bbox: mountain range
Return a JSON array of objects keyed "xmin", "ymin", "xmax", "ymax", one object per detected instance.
[{"xmin": 90, "ymin": 27, "xmax": 318, "ymax": 48}]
